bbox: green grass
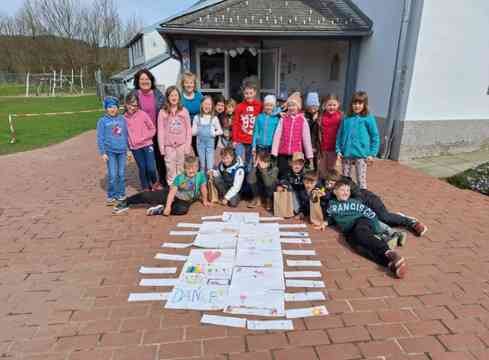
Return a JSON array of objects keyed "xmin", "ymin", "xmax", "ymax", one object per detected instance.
[
  {"xmin": 0, "ymin": 84, "xmax": 26, "ymax": 96},
  {"xmin": 0, "ymin": 95, "xmax": 104, "ymax": 155}
]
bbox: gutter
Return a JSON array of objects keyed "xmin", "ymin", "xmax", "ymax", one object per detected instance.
[
  {"xmin": 382, "ymin": 0, "xmax": 424, "ymax": 159},
  {"xmin": 159, "ymin": 27, "xmax": 372, "ymax": 37}
]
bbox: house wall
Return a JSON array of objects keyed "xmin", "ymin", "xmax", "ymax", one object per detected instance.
[
  {"xmin": 145, "ymin": 58, "xmax": 182, "ymax": 92},
  {"xmin": 263, "ymin": 39, "xmax": 349, "ymax": 100},
  {"xmin": 143, "ymin": 30, "xmax": 168, "ymax": 61},
  {"xmin": 399, "ymin": 0, "xmax": 489, "ymax": 159},
  {"xmin": 130, "ymin": 38, "xmax": 145, "ymax": 66},
  {"xmin": 352, "ymin": 0, "xmax": 404, "ymax": 118}
]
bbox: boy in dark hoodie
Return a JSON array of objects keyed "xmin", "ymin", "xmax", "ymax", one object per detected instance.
[
  {"xmin": 247, "ymin": 150, "xmax": 279, "ymax": 210},
  {"xmin": 327, "ymin": 179, "xmax": 408, "ymax": 279},
  {"xmin": 96, "ymin": 97, "xmax": 128, "ymax": 205},
  {"xmin": 276, "ymin": 152, "xmax": 306, "ymax": 215}
]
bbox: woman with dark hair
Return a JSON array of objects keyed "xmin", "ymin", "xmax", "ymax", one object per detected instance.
[{"xmin": 129, "ymin": 69, "xmax": 166, "ymax": 188}]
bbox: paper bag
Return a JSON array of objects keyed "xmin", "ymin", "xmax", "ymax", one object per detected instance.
[
  {"xmin": 309, "ymin": 193, "xmax": 324, "ymax": 226},
  {"xmin": 208, "ymin": 178, "xmax": 220, "ymax": 203},
  {"xmin": 274, "ymin": 191, "xmax": 294, "ymax": 218}
]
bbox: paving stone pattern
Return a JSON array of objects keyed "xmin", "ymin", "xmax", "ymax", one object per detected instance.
[{"xmin": 1, "ymin": 131, "xmax": 489, "ymax": 359}]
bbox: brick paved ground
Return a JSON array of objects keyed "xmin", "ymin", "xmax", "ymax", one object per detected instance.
[{"xmin": 1, "ymin": 131, "xmax": 489, "ymax": 360}]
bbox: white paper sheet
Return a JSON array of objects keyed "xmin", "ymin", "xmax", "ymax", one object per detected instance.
[
  {"xmin": 139, "ymin": 278, "xmax": 178, "ymax": 287},
  {"xmin": 224, "ymin": 290, "xmax": 285, "ymax": 317},
  {"xmin": 260, "ymin": 217, "xmax": 283, "ymax": 222},
  {"xmin": 186, "ymin": 249, "xmax": 236, "ymax": 265},
  {"xmin": 139, "ymin": 267, "xmax": 177, "ymax": 274},
  {"xmin": 165, "ymin": 285, "xmax": 229, "ymax": 310},
  {"xmin": 284, "ymin": 292, "xmax": 326, "ymax": 302},
  {"xmin": 169, "ymin": 231, "xmax": 198, "ymax": 236},
  {"xmin": 222, "ymin": 212, "xmax": 260, "ymax": 224},
  {"xmin": 194, "ymin": 234, "xmax": 237, "ymax": 249},
  {"xmin": 247, "ymin": 320, "xmax": 294, "ymax": 331},
  {"xmin": 237, "ymin": 224, "xmax": 281, "ymax": 252},
  {"xmin": 230, "ymin": 267, "xmax": 285, "ymax": 292},
  {"xmin": 201, "ymin": 314, "xmax": 246, "ymax": 328},
  {"xmin": 235, "ymin": 249, "xmax": 283, "ymax": 268},
  {"xmin": 286, "ymin": 280, "xmax": 325, "ymax": 288},
  {"xmin": 181, "ymin": 263, "xmax": 234, "ymax": 280},
  {"xmin": 128, "ymin": 292, "xmax": 169, "ymax": 302},
  {"xmin": 286, "ymin": 306, "xmax": 328, "ymax": 318},
  {"xmin": 162, "ymin": 242, "xmax": 194, "ymax": 249},
  {"xmin": 281, "ymin": 238, "xmax": 312, "ymax": 244},
  {"xmin": 155, "ymin": 253, "xmax": 188, "ymax": 262},
  {"xmin": 279, "ymin": 224, "xmax": 307, "ymax": 229},
  {"xmin": 284, "ymin": 271, "xmax": 322, "ymax": 278},
  {"xmin": 202, "ymin": 215, "xmax": 223, "ymax": 220},
  {"xmin": 282, "ymin": 250, "xmax": 316, "ymax": 256},
  {"xmin": 280, "ymin": 232, "xmax": 309, "ymax": 237},
  {"xmin": 177, "ymin": 223, "xmax": 202, "ymax": 228},
  {"xmin": 287, "ymin": 260, "xmax": 322, "ymax": 267}
]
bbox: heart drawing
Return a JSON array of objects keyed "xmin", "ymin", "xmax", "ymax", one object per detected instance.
[{"xmin": 203, "ymin": 251, "xmax": 222, "ymax": 264}]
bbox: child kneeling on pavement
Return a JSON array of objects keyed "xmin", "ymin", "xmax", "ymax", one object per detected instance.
[
  {"xmin": 276, "ymin": 152, "xmax": 306, "ymax": 215},
  {"xmin": 326, "ymin": 179, "xmax": 407, "ymax": 278},
  {"xmin": 208, "ymin": 146, "xmax": 245, "ymax": 207},
  {"xmin": 247, "ymin": 149, "xmax": 279, "ymax": 211}
]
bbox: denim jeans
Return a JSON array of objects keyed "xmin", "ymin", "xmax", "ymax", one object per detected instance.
[
  {"xmin": 235, "ymin": 143, "xmax": 253, "ymax": 172},
  {"xmin": 132, "ymin": 145, "xmax": 157, "ymax": 190},
  {"xmin": 197, "ymin": 136, "xmax": 215, "ymax": 173},
  {"xmin": 106, "ymin": 152, "xmax": 126, "ymax": 199}
]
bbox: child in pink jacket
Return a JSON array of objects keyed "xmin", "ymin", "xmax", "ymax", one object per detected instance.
[
  {"xmin": 124, "ymin": 93, "xmax": 157, "ymax": 191},
  {"xmin": 157, "ymin": 86, "xmax": 193, "ymax": 185},
  {"xmin": 271, "ymin": 92, "xmax": 314, "ymax": 178}
]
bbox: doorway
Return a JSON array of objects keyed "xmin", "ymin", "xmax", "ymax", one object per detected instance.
[{"xmin": 229, "ymin": 50, "xmax": 258, "ymax": 102}]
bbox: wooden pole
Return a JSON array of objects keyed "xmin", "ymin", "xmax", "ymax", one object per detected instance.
[
  {"xmin": 80, "ymin": 68, "xmax": 84, "ymax": 94},
  {"xmin": 59, "ymin": 69, "xmax": 63, "ymax": 90},
  {"xmin": 71, "ymin": 69, "xmax": 74, "ymax": 93}
]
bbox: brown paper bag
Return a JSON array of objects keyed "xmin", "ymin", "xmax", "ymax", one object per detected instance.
[
  {"xmin": 207, "ymin": 178, "xmax": 220, "ymax": 204},
  {"xmin": 273, "ymin": 191, "xmax": 294, "ymax": 218},
  {"xmin": 309, "ymin": 193, "xmax": 324, "ymax": 226}
]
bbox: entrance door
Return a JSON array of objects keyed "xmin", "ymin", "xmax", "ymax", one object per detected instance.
[
  {"xmin": 258, "ymin": 48, "xmax": 280, "ymax": 97},
  {"xmin": 229, "ymin": 50, "xmax": 258, "ymax": 102}
]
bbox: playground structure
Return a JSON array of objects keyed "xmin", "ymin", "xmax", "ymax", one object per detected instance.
[{"xmin": 25, "ymin": 69, "xmax": 86, "ymax": 97}]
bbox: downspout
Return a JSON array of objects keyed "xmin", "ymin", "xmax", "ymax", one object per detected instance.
[{"xmin": 382, "ymin": 0, "xmax": 423, "ymax": 159}]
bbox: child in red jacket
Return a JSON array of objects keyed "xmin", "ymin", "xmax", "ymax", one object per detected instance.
[
  {"xmin": 232, "ymin": 80, "xmax": 262, "ymax": 171},
  {"xmin": 319, "ymin": 94, "xmax": 342, "ymax": 177}
]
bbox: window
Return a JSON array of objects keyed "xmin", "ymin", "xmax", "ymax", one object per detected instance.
[
  {"xmin": 198, "ymin": 51, "xmax": 226, "ymax": 95},
  {"xmin": 330, "ymin": 54, "xmax": 341, "ymax": 81}
]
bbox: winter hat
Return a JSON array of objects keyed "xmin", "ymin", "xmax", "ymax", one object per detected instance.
[
  {"xmin": 264, "ymin": 94, "xmax": 277, "ymax": 106},
  {"xmin": 278, "ymin": 90, "xmax": 288, "ymax": 101},
  {"xmin": 287, "ymin": 92, "xmax": 302, "ymax": 110},
  {"xmin": 291, "ymin": 152, "xmax": 305, "ymax": 163},
  {"xmin": 306, "ymin": 92, "xmax": 320, "ymax": 108},
  {"xmin": 103, "ymin": 96, "xmax": 119, "ymax": 110}
]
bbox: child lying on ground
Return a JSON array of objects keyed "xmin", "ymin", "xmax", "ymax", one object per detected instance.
[
  {"xmin": 208, "ymin": 146, "xmax": 245, "ymax": 207},
  {"xmin": 324, "ymin": 170, "xmax": 427, "ymax": 237},
  {"xmin": 247, "ymin": 150, "xmax": 279, "ymax": 211},
  {"xmin": 113, "ymin": 155, "xmax": 209, "ymax": 216},
  {"xmin": 326, "ymin": 179, "xmax": 407, "ymax": 278}
]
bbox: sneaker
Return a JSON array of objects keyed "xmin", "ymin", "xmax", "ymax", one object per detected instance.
[
  {"xmin": 410, "ymin": 221, "xmax": 428, "ymax": 237},
  {"xmin": 385, "ymin": 250, "xmax": 407, "ymax": 279},
  {"xmin": 264, "ymin": 198, "xmax": 273, "ymax": 212},
  {"xmin": 386, "ymin": 236, "xmax": 397, "ymax": 250},
  {"xmin": 106, "ymin": 198, "xmax": 116, "ymax": 206},
  {"xmin": 112, "ymin": 203, "xmax": 129, "ymax": 215},
  {"xmin": 152, "ymin": 182, "xmax": 163, "ymax": 191},
  {"xmin": 146, "ymin": 205, "xmax": 164, "ymax": 216},
  {"xmin": 116, "ymin": 196, "xmax": 127, "ymax": 202},
  {"xmin": 395, "ymin": 232, "xmax": 408, "ymax": 247}
]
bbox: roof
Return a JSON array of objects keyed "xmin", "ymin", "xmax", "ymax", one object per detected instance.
[
  {"xmin": 159, "ymin": 0, "xmax": 372, "ymax": 37},
  {"xmin": 124, "ymin": 22, "xmax": 161, "ymax": 48},
  {"xmin": 110, "ymin": 53, "xmax": 171, "ymax": 82}
]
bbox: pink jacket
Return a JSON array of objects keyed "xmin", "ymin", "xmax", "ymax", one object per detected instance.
[
  {"xmin": 157, "ymin": 107, "xmax": 192, "ymax": 156},
  {"xmin": 271, "ymin": 112, "xmax": 313, "ymax": 159},
  {"xmin": 124, "ymin": 110, "xmax": 156, "ymax": 150}
]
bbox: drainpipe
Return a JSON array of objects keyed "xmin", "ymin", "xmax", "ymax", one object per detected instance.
[{"xmin": 382, "ymin": 0, "xmax": 423, "ymax": 159}]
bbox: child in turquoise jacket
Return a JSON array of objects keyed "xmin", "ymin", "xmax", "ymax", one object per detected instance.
[
  {"xmin": 336, "ymin": 91, "xmax": 379, "ymax": 189},
  {"xmin": 252, "ymin": 95, "xmax": 280, "ymax": 155}
]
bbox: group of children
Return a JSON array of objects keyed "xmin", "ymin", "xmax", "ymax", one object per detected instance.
[{"xmin": 97, "ymin": 72, "xmax": 427, "ymax": 279}]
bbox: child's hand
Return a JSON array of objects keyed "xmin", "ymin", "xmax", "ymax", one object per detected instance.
[
  {"xmin": 207, "ymin": 170, "xmax": 214, "ymax": 179},
  {"xmin": 367, "ymin": 156, "xmax": 374, "ymax": 165},
  {"xmin": 313, "ymin": 222, "xmax": 327, "ymax": 231},
  {"xmin": 221, "ymin": 199, "xmax": 228, "ymax": 206},
  {"xmin": 276, "ymin": 185, "xmax": 285, "ymax": 192},
  {"xmin": 127, "ymin": 153, "xmax": 132, "ymax": 161},
  {"xmin": 102, "ymin": 154, "xmax": 109, "ymax": 162},
  {"xmin": 337, "ymin": 152, "xmax": 343, "ymax": 159},
  {"xmin": 202, "ymin": 200, "xmax": 211, "ymax": 207},
  {"xmin": 163, "ymin": 206, "xmax": 172, "ymax": 216}
]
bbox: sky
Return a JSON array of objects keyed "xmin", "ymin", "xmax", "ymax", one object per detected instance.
[{"xmin": 3, "ymin": 0, "xmax": 198, "ymax": 27}]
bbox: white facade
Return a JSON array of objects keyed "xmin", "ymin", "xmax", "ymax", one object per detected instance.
[
  {"xmin": 353, "ymin": 0, "xmax": 404, "ymax": 118},
  {"xmin": 405, "ymin": 0, "xmax": 489, "ymax": 121},
  {"xmin": 129, "ymin": 30, "xmax": 168, "ymax": 67}
]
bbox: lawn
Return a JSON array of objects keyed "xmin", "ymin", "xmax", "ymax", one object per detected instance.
[
  {"xmin": 0, "ymin": 84, "xmax": 26, "ymax": 96},
  {"xmin": 0, "ymin": 95, "xmax": 104, "ymax": 155}
]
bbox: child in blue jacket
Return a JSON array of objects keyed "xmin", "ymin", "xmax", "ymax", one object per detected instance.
[
  {"xmin": 97, "ymin": 97, "xmax": 128, "ymax": 205},
  {"xmin": 336, "ymin": 91, "xmax": 380, "ymax": 189},
  {"xmin": 251, "ymin": 95, "xmax": 280, "ymax": 155}
]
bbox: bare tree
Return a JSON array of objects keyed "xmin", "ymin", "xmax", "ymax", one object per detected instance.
[
  {"xmin": 124, "ymin": 14, "xmax": 144, "ymax": 45},
  {"xmin": 35, "ymin": 0, "xmax": 82, "ymax": 39}
]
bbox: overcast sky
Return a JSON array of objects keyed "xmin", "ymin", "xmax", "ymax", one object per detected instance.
[{"xmin": 3, "ymin": 0, "xmax": 198, "ymax": 26}]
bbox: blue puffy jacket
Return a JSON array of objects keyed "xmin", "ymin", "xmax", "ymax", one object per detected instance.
[
  {"xmin": 335, "ymin": 114, "xmax": 380, "ymax": 159},
  {"xmin": 252, "ymin": 112, "xmax": 280, "ymax": 149}
]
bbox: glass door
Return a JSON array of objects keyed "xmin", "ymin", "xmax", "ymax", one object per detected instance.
[
  {"xmin": 258, "ymin": 48, "xmax": 280, "ymax": 98},
  {"xmin": 196, "ymin": 49, "xmax": 228, "ymax": 97}
]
